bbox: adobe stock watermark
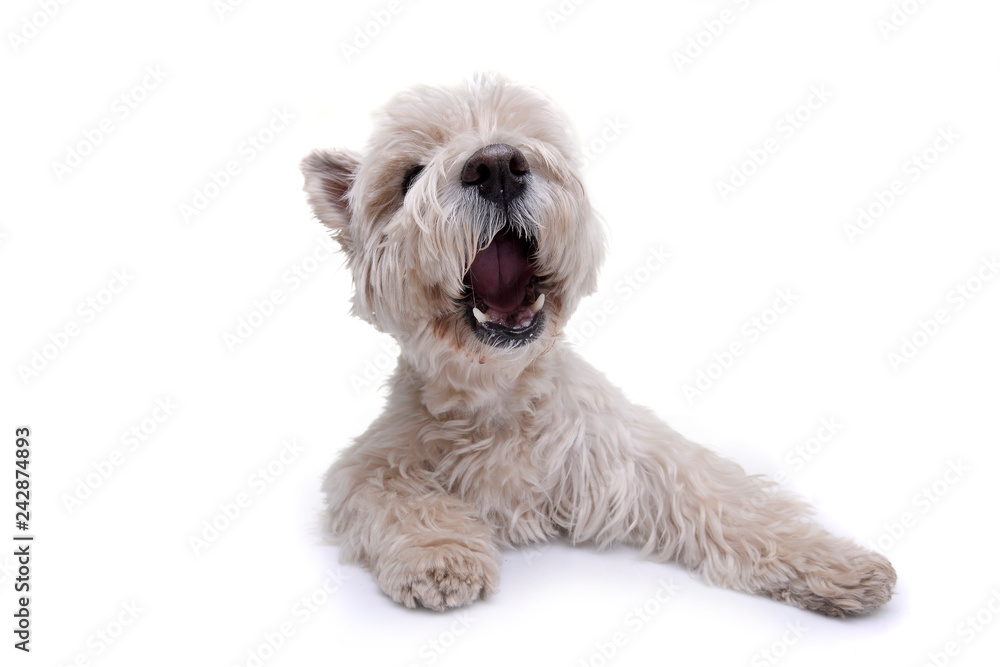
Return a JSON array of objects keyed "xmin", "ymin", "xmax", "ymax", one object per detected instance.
[
  {"xmin": 518, "ymin": 543, "xmax": 552, "ymax": 568},
  {"xmin": 917, "ymin": 588, "xmax": 1000, "ymax": 667},
  {"xmin": 577, "ymin": 578, "xmax": 680, "ymax": 667},
  {"xmin": 682, "ymin": 288, "xmax": 798, "ymax": 404},
  {"xmin": 776, "ymin": 417, "xmax": 843, "ymax": 481},
  {"xmin": 224, "ymin": 233, "xmax": 338, "ymax": 352},
  {"xmin": 544, "ymin": 0, "xmax": 592, "ymax": 31},
  {"xmin": 580, "ymin": 116, "xmax": 628, "ymax": 171},
  {"xmin": 671, "ymin": 0, "xmax": 759, "ymax": 73},
  {"xmin": 867, "ymin": 459, "xmax": 969, "ymax": 553},
  {"xmin": 61, "ymin": 398, "xmax": 179, "ymax": 514},
  {"xmin": 232, "ymin": 568, "xmax": 348, "ymax": 667},
  {"xmin": 735, "ymin": 418, "xmax": 843, "ymax": 522},
  {"xmin": 751, "ymin": 621, "xmax": 808, "ymax": 667},
  {"xmin": 350, "ymin": 338, "xmax": 400, "ymax": 396},
  {"xmin": 565, "ymin": 245, "xmax": 671, "ymax": 347},
  {"xmin": 877, "ymin": 0, "xmax": 932, "ymax": 41},
  {"xmin": 843, "ymin": 126, "xmax": 958, "ymax": 244},
  {"xmin": 51, "ymin": 65, "xmax": 168, "ymax": 182},
  {"xmin": 57, "ymin": 600, "xmax": 144, "ymax": 666},
  {"xmin": 212, "ymin": 0, "xmax": 250, "ymax": 20},
  {"xmin": 188, "ymin": 438, "xmax": 305, "ymax": 556},
  {"xmin": 716, "ymin": 85, "xmax": 833, "ymax": 202},
  {"xmin": 339, "ymin": 0, "xmax": 416, "ymax": 63},
  {"xmin": 179, "ymin": 106, "xmax": 295, "ymax": 223},
  {"xmin": 406, "ymin": 613, "xmax": 476, "ymax": 667},
  {"xmin": 783, "ymin": 418, "xmax": 842, "ymax": 475},
  {"xmin": 886, "ymin": 254, "xmax": 997, "ymax": 372},
  {"xmin": 7, "ymin": 0, "xmax": 72, "ymax": 53},
  {"xmin": 16, "ymin": 268, "xmax": 134, "ymax": 386}
]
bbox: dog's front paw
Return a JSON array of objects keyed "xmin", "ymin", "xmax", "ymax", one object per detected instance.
[
  {"xmin": 377, "ymin": 543, "xmax": 500, "ymax": 611},
  {"xmin": 767, "ymin": 548, "xmax": 897, "ymax": 617}
]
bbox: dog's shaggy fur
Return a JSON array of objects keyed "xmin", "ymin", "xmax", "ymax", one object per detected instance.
[{"xmin": 301, "ymin": 74, "xmax": 895, "ymax": 616}]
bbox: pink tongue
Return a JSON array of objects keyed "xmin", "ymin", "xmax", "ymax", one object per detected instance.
[{"xmin": 467, "ymin": 234, "xmax": 533, "ymax": 313}]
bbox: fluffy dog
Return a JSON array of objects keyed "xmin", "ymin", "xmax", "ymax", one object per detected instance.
[{"xmin": 301, "ymin": 74, "xmax": 895, "ymax": 616}]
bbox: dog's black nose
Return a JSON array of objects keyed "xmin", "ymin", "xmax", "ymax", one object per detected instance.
[{"xmin": 461, "ymin": 144, "xmax": 529, "ymax": 204}]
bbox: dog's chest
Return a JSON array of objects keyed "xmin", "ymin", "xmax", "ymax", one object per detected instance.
[{"xmin": 427, "ymin": 409, "xmax": 575, "ymax": 545}]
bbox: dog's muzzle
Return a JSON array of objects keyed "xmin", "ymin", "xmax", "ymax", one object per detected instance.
[{"xmin": 459, "ymin": 144, "xmax": 546, "ymax": 348}]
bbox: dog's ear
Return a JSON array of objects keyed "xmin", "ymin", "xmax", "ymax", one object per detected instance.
[{"xmin": 301, "ymin": 149, "xmax": 361, "ymax": 255}]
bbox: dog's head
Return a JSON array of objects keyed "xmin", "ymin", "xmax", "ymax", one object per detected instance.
[{"xmin": 302, "ymin": 74, "xmax": 605, "ymax": 367}]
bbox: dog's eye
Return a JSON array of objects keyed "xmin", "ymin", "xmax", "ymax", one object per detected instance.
[{"xmin": 401, "ymin": 165, "xmax": 424, "ymax": 196}]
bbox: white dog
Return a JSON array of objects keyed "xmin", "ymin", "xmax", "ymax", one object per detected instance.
[{"xmin": 301, "ymin": 74, "xmax": 895, "ymax": 616}]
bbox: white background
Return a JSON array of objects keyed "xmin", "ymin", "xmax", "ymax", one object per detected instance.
[{"xmin": 3, "ymin": 0, "xmax": 1000, "ymax": 665}]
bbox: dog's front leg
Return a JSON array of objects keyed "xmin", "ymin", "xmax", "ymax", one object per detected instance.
[
  {"xmin": 553, "ymin": 375, "xmax": 894, "ymax": 615},
  {"xmin": 324, "ymin": 422, "xmax": 500, "ymax": 611}
]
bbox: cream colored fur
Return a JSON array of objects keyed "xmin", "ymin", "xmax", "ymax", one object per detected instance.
[{"xmin": 301, "ymin": 74, "xmax": 895, "ymax": 616}]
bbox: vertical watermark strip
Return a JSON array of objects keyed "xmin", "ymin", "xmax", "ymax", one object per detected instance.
[{"xmin": 13, "ymin": 426, "xmax": 33, "ymax": 652}]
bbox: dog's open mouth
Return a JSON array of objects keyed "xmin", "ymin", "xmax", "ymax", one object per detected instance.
[{"xmin": 462, "ymin": 228, "xmax": 545, "ymax": 347}]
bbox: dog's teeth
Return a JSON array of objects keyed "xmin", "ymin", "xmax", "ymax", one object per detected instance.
[
  {"xmin": 472, "ymin": 307, "xmax": 487, "ymax": 323},
  {"xmin": 530, "ymin": 293, "xmax": 545, "ymax": 313}
]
